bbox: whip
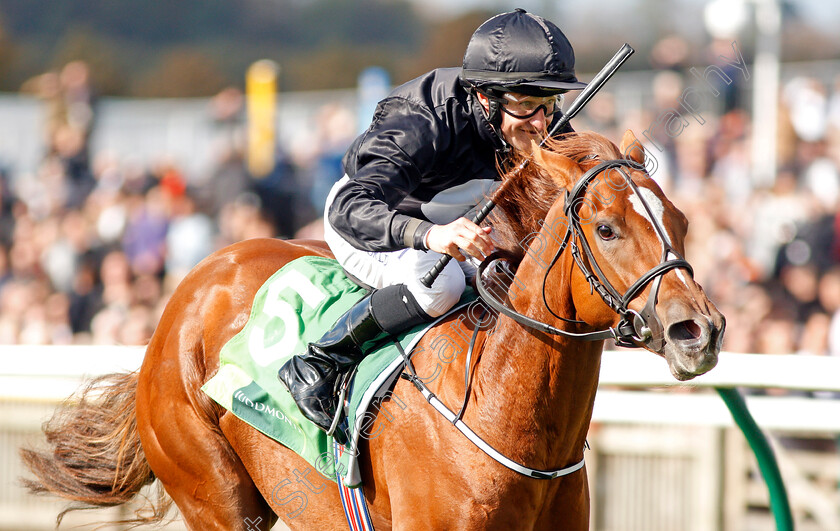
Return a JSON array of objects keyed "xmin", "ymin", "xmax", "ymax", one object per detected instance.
[{"xmin": 420, "ymin": 43, "xmax": 635, "ymax": 288}]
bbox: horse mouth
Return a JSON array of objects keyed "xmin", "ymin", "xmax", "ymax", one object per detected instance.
[
  {"xmin": 655, "ymin": 301, "xmax": 726, "ymax": 380},
  {"xmin": 660, "ymin": 315, "xmax": 724, "ymax": 380}
]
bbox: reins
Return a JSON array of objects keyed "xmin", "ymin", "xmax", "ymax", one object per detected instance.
[
  {"xmin": 479, "ymin": 158, "xmax": 693, "ymax": 349},
  {"xmin": 397, "ymin": 157, "xmax": 695, "ymax": 480}
]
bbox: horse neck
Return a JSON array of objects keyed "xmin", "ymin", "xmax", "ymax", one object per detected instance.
[{"xmin": 472, "ymin": 219, "xmax": 604, "ymax": 469}]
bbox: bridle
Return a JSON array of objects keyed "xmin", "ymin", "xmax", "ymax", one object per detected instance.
[
  {"xmin": 398, "ymin": 157, "xmax": 695, "ymax": 481},
  {"xmin": 476, "ymin": 158, "xmax": 694, "ymax": 351}
]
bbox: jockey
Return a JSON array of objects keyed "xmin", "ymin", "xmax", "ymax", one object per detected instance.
[{"xmin": 278, "ymin": 9, "xmax": 587, "ymax": 433}]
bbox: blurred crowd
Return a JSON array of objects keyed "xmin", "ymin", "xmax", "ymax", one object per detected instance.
[
  {"xmin": 5, "ymin": 61, "xmax": 298, "ymax": 345},
  {"xmin": 4, "ymin": 46, "xmax": 840, "ymax": 380}
]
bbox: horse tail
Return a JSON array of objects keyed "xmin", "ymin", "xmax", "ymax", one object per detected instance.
[{"xmin": 19, "ymin": 371, "xmax": 172, "ymax": 527}]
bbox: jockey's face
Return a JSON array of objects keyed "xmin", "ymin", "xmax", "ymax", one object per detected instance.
[{"xmin": 477, "ymin": 91, "xmax": 561, "ymax": 154}]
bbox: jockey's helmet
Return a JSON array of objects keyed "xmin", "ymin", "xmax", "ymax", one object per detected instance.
[{"xmin": 461, "ymin": 9, "xmax": 586, "ymax": 98}]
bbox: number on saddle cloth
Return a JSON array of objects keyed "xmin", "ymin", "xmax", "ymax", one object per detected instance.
[
  {"xmin": 201, "ymin": 256, "xmax": 470, "ymax": 482},
  {"xmin": 201, "ymin": 256, "xmax": 370, "ymax": 480}
]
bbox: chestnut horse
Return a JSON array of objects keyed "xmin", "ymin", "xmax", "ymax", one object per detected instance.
[{"xmin": 22, "ymin": 130, "xmax": 724, "ymax": 530}]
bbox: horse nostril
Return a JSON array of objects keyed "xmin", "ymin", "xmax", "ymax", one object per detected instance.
[{"xmin": 668, "ymin": 319, "xmax": 702, "ymax": 342}]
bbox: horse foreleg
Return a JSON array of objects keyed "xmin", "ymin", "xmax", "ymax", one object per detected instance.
[{"xmin": 534, "ymin": 469, "xmax": 591, "ymax": 531}]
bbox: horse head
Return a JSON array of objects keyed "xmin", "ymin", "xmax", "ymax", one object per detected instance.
[{"xmin": 496, "ymin": 130, "xmax": 724, "ymax": 380}]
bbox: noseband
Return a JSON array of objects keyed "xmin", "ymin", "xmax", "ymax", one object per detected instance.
[{"xmin": 477, "ymin": 158, "xmax": 694, "ymax": 351}]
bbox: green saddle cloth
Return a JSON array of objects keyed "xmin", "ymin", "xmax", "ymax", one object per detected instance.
[{"xmin": 201, "ymin": 256, "xmax": 474, "ymax": 484}]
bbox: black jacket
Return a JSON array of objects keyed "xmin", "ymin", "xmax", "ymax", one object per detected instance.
[{"xmin": 329, "ymin": 67, "xmax": 569, "ymax": 252}]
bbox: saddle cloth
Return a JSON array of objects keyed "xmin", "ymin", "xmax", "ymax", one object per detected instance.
[{"xmin": 201, "ymin": 255, "xmax": 476, "ymax": 487}]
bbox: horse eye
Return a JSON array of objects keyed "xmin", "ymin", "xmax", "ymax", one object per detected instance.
[{"xmin": 597, "ymin": 224, "xmax": 615, "ymax": 240}]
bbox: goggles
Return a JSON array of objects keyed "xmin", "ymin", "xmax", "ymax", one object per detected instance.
[{"xmin": 492, "ymin": 92, "xmax": 566, "ymax": 120}]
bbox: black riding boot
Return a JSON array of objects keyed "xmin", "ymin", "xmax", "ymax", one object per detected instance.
[
  {"xmin": 277, "ymin": 295, "xmax": 386, "ymax": 432},
  {"xmin": 277, "ymin": 284, "xmax": 431, "ymax": 433}
]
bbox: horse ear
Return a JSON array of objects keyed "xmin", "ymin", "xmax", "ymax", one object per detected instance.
[
  {"xmin": 532, "ymin": 142, "xmax": 581, "ymax": 187},
  {"xmin": 619, "ymin": 129, "xmax": 645, "ymax": 165}
]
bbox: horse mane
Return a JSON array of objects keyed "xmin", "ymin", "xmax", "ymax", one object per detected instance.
[{"xmin": 488, "ymin": 131, "xmax": 623, "ymax": 262}]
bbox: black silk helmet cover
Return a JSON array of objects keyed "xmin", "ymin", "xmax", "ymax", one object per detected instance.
[{"xmin": 461, "ymin": 8, "xmax": 587, "ymax": 96}]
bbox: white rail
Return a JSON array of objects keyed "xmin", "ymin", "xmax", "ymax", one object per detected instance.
[
  {"xmin": 599, "ymin": 350, "xmax": 840, "ymax": 391},
  {"xmin": 0, "ymin": 345, "xmax": 146, "ymax": 401},
  {"xmin": 2, "ymin": 348, "xmax": 839, "ymax": 432}
]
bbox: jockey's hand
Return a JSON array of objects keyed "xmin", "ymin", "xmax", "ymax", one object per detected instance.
[{"xmin": 425, "ymin": 217, "xmax": 494, "ymax": 262}]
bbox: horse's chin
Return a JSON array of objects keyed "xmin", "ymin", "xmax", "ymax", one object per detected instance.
[
  {"xmin": 664, "ymin": 347, "xmax": 719, "ymax": 381},
  {"xmin": 669, "ymin": 364, "xmax": 707, "ymax": 382}
]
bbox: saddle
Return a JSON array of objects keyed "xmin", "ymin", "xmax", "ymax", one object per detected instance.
[{"xmin": 201, "ymin": 255, "xmax": 477, "ymax": 486}]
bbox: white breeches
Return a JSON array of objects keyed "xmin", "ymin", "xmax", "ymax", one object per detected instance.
[{"xmin": 324, "ymin": 176, "xmax": 474, "ymax": 318}]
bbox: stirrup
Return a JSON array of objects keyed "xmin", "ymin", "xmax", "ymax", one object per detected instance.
[
  {"xmin": 326, "ymin": 386, "xmax": 347, "ymax": 437},
  {"xmin": 326, "ymin": 368, "xmax": 357, "ymax": 444}
]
